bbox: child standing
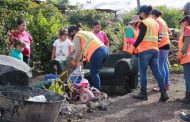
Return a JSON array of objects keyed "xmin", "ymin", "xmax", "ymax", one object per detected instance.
[
  {"xmin": 10, "ymin": 40, "xmax": 26, "ymax": 61},
  {"xmin": 51, "ymin": 28, "xmax": 73, "ymax": 73}
]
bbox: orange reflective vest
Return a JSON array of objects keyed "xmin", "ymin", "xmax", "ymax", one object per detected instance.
[
  {"xmin": 138, "ymin": 18, "xmax": 159, "ymax": 53},
  {"xmin": 123, "ymin": 27, "xmax": 139, "ymax": 54},
  {"xmin": 178, "ymin": 27, "xmax": 190, "ymax": 64},
  {"xmin": 75, "ymin": 31, "xmax": 104, "ymax": 62},
  {"xmin": 156, "ymin": 17, "xmax": 170, "ymax": 48}
]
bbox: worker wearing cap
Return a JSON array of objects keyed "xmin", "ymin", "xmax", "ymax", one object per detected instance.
[
  {"xmin": 178, "ymin": 2, "xmax": 190, "ymax": 122},
  {"xmin": 123, "ymin": 15, "xmax": 140, "ymax": 55},
  {"xmin": 177, "ymin": 15, "xmax": 190, "ymax": 104},
  {"xmin": 128, "ymin": 5, "xmax": 169, "ymax": 101},
  {"xmin": 60, "ymin": 25, "xmax": 109, "ymax": 90}
]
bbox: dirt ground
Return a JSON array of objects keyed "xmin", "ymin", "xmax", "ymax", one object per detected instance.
[
  {"xmin": 62, "ymin": 73, "xmax": 189, "ymax": 122},
  {"xmin": 32, "ymin": 73, "xmax": 189, "ymax": 122}
]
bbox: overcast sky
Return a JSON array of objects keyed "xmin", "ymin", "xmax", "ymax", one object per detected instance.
[{"xmin": 69, "ymin": 0, "xmax": 188, "ymax": 10}]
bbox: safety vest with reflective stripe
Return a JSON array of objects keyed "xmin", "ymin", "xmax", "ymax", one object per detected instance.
[
  {"xmin": 178, "ymin": 27, "xmax": 190, "ymax": 64},
  {"xmin": 156, "ymin": 17, "xmax": 170, "ymax": 48},
  {"xmin": 75, "ymin": 31, "xmax": 104, "ymax": 62},
  {"xmin": 123, "ymin": 27, "xmax": 139, "ymax": 54},
  {"xmin": 138, "ymin": 18, "xmax": 159, "ymax": 53}
]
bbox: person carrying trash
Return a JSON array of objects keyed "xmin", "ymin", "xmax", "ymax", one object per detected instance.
[
  {"xmin": 128, "ymin": 5, "xmax": 169, "ymax": 101},
  {"xmin": 59, "ymin": 25, "xmax": 109, "ymax": 90}
]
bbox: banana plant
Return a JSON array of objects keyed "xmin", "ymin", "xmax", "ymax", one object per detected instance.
[{"xmin": 110, "ymin": 20, "xmax": 125, "ymax": 53}]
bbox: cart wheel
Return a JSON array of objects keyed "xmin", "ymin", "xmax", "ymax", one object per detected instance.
[{"xmin": 80, "ymin": 90, "xmax": 93, "ymax": 103}]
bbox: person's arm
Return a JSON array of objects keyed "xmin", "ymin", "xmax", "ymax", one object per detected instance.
[
  {"xmin": 104, "ymin": 33, "xmax": 109, "ymax": 47},
  {"xmin": 73, "ymin": 37, "xmax": 82, "ymax": 61},
  {"xmin": 68, "ymin": 45, "xmax": 73, "ymax": 55},
  {"xmin": 181, "ymin": 27, "xmax": 190, "ymax": 54},
  {"xmin": 51, "ymin": 47, "xmax": 56, "ymax": 60},
  {"xmin": 133, "ymin": 22, "xmax": 147, "ymax": 48},
  {"xmin": 181, "ymin": 36, "xmax": 190, "ymax": 54},
  {"xmin": 8, "ymin": 32, "xmax": 16, "ymax": 49}
]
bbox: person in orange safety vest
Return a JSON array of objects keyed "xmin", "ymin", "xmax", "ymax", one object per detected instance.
[
  {"xmin": 123, "ymin": 15, "xmax": 140, "ymax": 55},
  {"xmin": 151, "ymin": 9, "xmax": 171, "ymax": 91},
  {"xmin": 128, "ymin": 5, "xmax": 169, "ymax": 102},
  {"xmin": 177, "ymin": 15, "xmax": 190, "ymax": 104},
  {"xmin": 60, "ymin": 25, "xmax": 109, "ymax": 90}
]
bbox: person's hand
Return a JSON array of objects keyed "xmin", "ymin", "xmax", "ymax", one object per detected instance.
[
  {"xmin": 128, "ymin": 46, "xmax": 136, "ymax": 55},
  {"xmin": 51, "ymin": 57, "xmax": 55, "ymax": 61},
  {"xmin": 177, "ymin": 52, "xmax": 184, "ymax": 62}
]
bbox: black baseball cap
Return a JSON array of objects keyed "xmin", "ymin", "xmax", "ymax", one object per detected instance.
[{"xmin": 137, "ymin": 5, "xmax": 152, "ymax": 15}]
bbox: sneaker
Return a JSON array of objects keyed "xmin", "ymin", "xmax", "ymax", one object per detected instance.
[
  {"xmin": 133, "ymin": 91, "xmax": 148, "ymax": 100},
  {"xmin": 152, "ymin": 87, "xmax": 160, "ymax": 92},
  {"xmin": 179, "ymin": 112, "xmax": 190, "ymax": 121},
  {"xmin": 153, "ymin": 85, "xmax": 169, "ymax": 92}
]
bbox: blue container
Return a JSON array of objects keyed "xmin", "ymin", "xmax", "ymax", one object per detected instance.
[
  {"xmin": 44, "ymin": 74, "xmax": 59, "ymax": 81},
  {"xmin": 70, "ymin": 75, "xmax": 82, "ymax": 84}
]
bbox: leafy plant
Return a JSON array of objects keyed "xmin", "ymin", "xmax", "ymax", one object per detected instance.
[
  {"xmin": 109, "ymin": 20, "xmax": 125, "ymax": 53},
  {"xmin": 0, "ymin": 0, "xmax": 68, "ymax": 72},
  {"xmin": 155, "ymin": 6, "xmax": 183, "ymax": 28},
  {"xmin": 169, "ymin": 63, "xmax": 183, "ymax": 73},
  {"xmin": 26, "ymin": 2, "xmax": 68, "ymax": 72},
  {"xmin": 67, "ymin": 10, "xmax": 113, "ymax": 30},
  {"xmin": 48, "ymin": 80, "xmax": 63, "ymax": 95}
]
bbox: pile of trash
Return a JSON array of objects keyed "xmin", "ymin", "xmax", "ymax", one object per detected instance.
[
  {"xmin": 0, "ymin": 55, "xmax": 112, "ymax": 121},
  {"xmin": 34, "ymin": 64, "xmax": 109, "ymax": 104},
  {"xmin": 57, "ymin": 97, "xmax": 114, "ymax": 122}
]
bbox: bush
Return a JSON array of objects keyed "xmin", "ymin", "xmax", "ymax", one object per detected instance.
[
  {"xmin": 67, "ymin": 10, "xmax": 113, "ymax": 30},
  {"xmin": 109, "ymin": 20, "xmax": 125, "ymax": 53},
  {"xmin": 0, "ymin": 0, "xmax": 68, "ymax": 72},
  {"xmin": 169, "ymin": 63, "xmax": 183, "ymax": 73},
  {"xmin": 155, "ymin": 6, "xmax": 183, "ymax": 28},
  {"xmin": 26, "ymin": 2, "xmax": 68, "ymax": 72},
  {"xmin": 0, "ymin": 0, "xmax": 30, "ymax": 54}
]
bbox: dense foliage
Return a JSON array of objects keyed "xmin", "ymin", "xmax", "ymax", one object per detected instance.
[
  {"xmin": 67, "ymin": 10, "xmax": 113, "ymax": 30},
  {"xmin": 122, "ymin": 6, "xmax": 183, "ymax": 28},
  {"xmin": 0, "ymin": 1, "xmax": 184, "ymax": 72},
  {"xmin": 0, "ymin": 0, "xmax": 67, "ymax": 72}
]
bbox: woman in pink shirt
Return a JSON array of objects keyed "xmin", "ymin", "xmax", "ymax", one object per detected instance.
[
  {"xmin": 92, "ymin": 20, "xmax": 109, "ymax": 47},
  {"xmin": 9, "ymin": 18, "xmax": 33, "ymax": 64}
]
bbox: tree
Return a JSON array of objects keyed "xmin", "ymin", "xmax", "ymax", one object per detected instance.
[
  {"xmin": 137, "ymin": 0, "xmax": 140, "ymax": 9},
  {"xmin": 0, "ymin": 0, "xmax": 68, "ymax": 72},
  {"xmin": 47, "ymin": 0, "xmax": 69, "ymax": 5}
]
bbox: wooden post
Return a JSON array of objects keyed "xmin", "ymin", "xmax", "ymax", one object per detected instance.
[{"xmin": 137, "ymin": 0, "xmax": 140, "ymax": 9}]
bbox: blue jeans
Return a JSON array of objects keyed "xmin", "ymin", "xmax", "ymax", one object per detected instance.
[
  {"xmin": 159, "ymin": 49, "xmax": 170, "ymax": 86},
  {"xmin": 90, "ymin": 46, "xmax": 109, "ymax": 89},
  {"xmin": 183, "ymin": 63, "xmax": 190, "ymax": 93},
  {"xmin": 138, "ymin": 50, "xmax": 165, "ymax": 92}
]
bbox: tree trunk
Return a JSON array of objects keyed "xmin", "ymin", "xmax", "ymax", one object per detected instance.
[{"xmin": 137, "ymin": 0, "xmax": 140, "ymax": 9}]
